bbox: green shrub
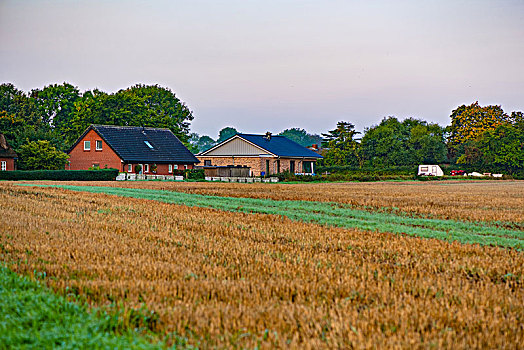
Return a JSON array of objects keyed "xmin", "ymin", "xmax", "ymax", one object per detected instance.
[
  {"xmin": 0, "ymin": 169, "xmax": 119, "ymax": 181},
  {"xmin": 184, "ymin": 169, "xmax": 205, "ymax": 180}
]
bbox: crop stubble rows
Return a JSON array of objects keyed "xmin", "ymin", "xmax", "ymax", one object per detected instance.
[
  {"xmin": 1, "ymin": 183, "xmax": 523, "ymax": 348},
  {"xmin": 25, "ymin": 180, "xmax": 524, "ymax": 224}
]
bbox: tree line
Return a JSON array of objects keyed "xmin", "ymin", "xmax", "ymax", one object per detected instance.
[
  {"xmin": 318, "ymin": 102, "xmax": 523, "ymax": 174},
  {"xmin": 1, "ymin": 82, "xmax": 522, "ymax": 173},
  {"xmin": 0, "ymin": 82, "xmax": 193, "ymax": 169}
]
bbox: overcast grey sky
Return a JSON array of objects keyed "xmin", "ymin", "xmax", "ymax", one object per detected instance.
[{"xmin": 1, "ymin": 0, "xmax": 523, "ymax": 137}]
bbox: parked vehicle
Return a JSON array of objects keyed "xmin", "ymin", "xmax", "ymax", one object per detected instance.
[
  {"xmin": 450, "ymin": 170, "xmax": 466, "ymax": 176},
  {"xmin": 418, "ymin": 165, "xmax": 444, "ymax": 176}
]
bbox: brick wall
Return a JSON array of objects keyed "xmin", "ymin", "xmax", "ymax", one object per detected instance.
[
  {"xmin": 0, "ymin": 158, "xmax": 15, "ymax": 171},
  {"xmin": 197, "ymin": 156, "xmax": 317, "ymax": 176},
  {"xmin": 68, "ymin": 129, "xmax": 123, "ymax": 171}
]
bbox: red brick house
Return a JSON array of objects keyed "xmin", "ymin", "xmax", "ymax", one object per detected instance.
[
  {"xmin": 0, "ymin": 133, "xmax": 17, "ymax": 171},
  {"xmin": 67, "ymin": 125, "xmax": 199, "ymax": 175}
]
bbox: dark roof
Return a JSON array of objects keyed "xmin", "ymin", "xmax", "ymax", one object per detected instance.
[
  {"xmin": 69, "ymin": 125, "xmax": 199, "ymax": 164},
  {"xmin": 0, "ymin": 133, "xmax": 17, "ymax": 158},
  {"xmin": 237, "ymin": 134, "xmax": 322, "ymax": 158}
]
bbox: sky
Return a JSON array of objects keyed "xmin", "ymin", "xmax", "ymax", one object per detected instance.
[{"xmin": 1, "ymin": 0, "xmax": 523, "ymax": 138}]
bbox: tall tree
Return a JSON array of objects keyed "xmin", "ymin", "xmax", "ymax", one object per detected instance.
[
  {"xmin": 189, "ymin": 133, "xmax": 216, "ymax": 153},
  {"xmin": 321, "ymin": 121, "xmax": 360, "ymax": 167},
  {"xmin": 448, "ymin": 102, "xmax": 512, "ymax": 149},
  {"xmin": 360, "ymin": 117, "xmax": 446, "ymax": 167},
  {"xmin": 216, "ymin": 127, "xmax": 239, "ymax": 144},
  {"xmin": 30, "ymin": 83, "xmax": 81, "ymax": 132},
  {"xmin": 65, "ymin": 85, "xmax": 194, "ymax": 147},
  {"xmin": 278, "ymin": 128, "xmax": 322, "ymax": 147}
]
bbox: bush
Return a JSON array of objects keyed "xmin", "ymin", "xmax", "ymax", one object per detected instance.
[
  {"xmin": 184, "ymin": 169, "xmax": 205, "ymax": 180},
  {"xmin": 0, "ymin": 169, "xmax": 119, "ymax": 181}
]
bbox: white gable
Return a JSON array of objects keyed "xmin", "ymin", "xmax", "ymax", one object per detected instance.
[{"xmin": 204, "ymin": 137, "xmax": 272, "ymax": 156}]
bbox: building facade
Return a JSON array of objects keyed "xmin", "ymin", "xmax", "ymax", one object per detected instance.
[
  {"xmin": 197, "ymin": 133, "xmax": 322, "ymax": 176},
  {"xmin": 68, "ymin": 125, "xmax": 199, "ymax": 175},
  {"xmin": 0, "ymin": 133, "xmax": 17, "ymax": 171}
]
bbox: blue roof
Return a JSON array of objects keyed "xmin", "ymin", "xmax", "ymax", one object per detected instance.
[{"xmin": 238, "ymin": 134, "xmax": 323, "ymax": 158}]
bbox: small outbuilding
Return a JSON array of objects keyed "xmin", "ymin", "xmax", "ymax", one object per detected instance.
[
  {"xmin": 0, "ymin": 133, "xmax": 17, "ymax": 171},
  {"xmin": 67, "ymin": 125, "xmax": 199, "ymax": 175},
  {"xmin": 418, "ymin": 164, "xmax": 444, "ymax": 176}
]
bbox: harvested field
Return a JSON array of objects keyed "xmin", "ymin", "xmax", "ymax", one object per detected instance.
[
  {"xmin": 1, "ymin": 183, "xmax": 523, "ymax": 349},
  {"xmin": 22, "ymin": 180, "xmax": 524, "ymax": 224}
]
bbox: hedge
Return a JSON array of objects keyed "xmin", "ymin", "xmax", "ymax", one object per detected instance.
[{"xmin": 0, "ymin": 169, "xmax": 119, "ymax": 181}]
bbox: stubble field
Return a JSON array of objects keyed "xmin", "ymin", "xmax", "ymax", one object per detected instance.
[{"xmin": 1, "ymin": 181, "xmax": 523, "ymax": 348}]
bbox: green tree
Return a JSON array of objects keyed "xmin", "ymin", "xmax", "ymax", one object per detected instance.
[
  {"xmin": 18, "ymin": 140, "xmax": 69, "ymax": 170},
  {"xmin": 448, "ymin": 102, "xmax": 512, "ymax": 149},
  {"xmin": 360, "ymin": 117, "xmax": 446, "ymax": 167},
  {"xmin": 189, "ymin": 133, "xmax": 216, "ymax": 153},
  {"xmin": 216, "ymin": 127, "xmax": 239, "ymax": 144},
  {"xmin": 65, "ymin": 85, "xmax": 194, "ymax": 147},
  {"xmin": 278, "ymin": 128, "xmax": 322, "ymax": 147},
  {"xmin": 321, "ymin": 121, "xmax": 360, "ymax": 167},
  {"xmin": 30, "ymin": 83, "xmax": 81, "ymax": 132},
  {"xmin": 126, "ymin": 84, "xmax": 194, "ymax": 143}
]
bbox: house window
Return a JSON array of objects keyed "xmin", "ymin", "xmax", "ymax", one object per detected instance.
[
  {"xmin": 96, "ymin": 140, "xmax": 103, "ymax": 150},
  {"xmin": 174, "ymin": 164, "xmax": 178, "ymax": 170},
  {"xmin": 184, "ymin": 164, "xmax": 188, "ymax": 170},
  {"xmin": 1, "ymin": 161, "xmax": 6, "ymax": 171},
  {"xmin": 84, "ymin": 141, "xmax": 90, "ymax": 151},
  {"xmin": 276, "ymin": 159, "xmax": 280, "ymax": 173},
  {"xmin": 128, "ymin": 164, "xmax": 132, "ymax": 172},
  {"xmin": 168, "ymin": 164, "xmax": 173, "ymax": 173},
  {"xmin": 290, "ymin": 160, "xmax": 295, "ymax": 173},
  {"xmin": 144, "ymin": 141, "xmax": 153, "ymax": 149},
  {"xmin": 204, "ymin": 160, "xmax": 211, "ymax": 166},
  {"xmin": 265, "ymin": 160, "xmax": 270, "ymax": 176},
  {"xmin": 303, "ymin": 161, "xmax": 312, "ymax": 173},
  {"xmin": 144, "ymin": 164, "xmax": 150, "ymax": 173}
]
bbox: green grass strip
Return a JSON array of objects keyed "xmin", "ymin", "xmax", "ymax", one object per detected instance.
[
  {"xmin": 21, "ymin": 184, "xmax": 524, "ymax": 250},
  {"xmin": 0, "ymin": 266, "xmax": 172, "ymax": 350}
]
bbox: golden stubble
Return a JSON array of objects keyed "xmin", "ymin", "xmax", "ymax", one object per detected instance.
[{"xmin": 1, "ymin": 183, "xmax": 522, "ymax": 349}]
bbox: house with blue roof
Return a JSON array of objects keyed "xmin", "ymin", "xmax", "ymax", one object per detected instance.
[{"xmin": 197, "ymin": 132, "xmax": 323, "ymax": 176}]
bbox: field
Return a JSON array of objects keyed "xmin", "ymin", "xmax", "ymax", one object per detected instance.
[{"xmin": 1, "ymin": 181, "xmax": 523, "ymax": 348}]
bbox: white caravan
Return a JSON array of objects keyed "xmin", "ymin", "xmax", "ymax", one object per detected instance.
[{"xmin": 418, "ymin": 165, "xmax": 444, "ymax": 176}]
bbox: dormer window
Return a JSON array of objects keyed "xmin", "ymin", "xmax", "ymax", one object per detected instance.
[
  {"xmin": 144, "ymin": 141, "xmax": 153, "ymax": 149},
  {"xmin": 84, "ymin": 141, "xmax": 90, "ymax": 151}
]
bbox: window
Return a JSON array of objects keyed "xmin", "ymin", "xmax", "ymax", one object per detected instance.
[
  {"xmin": 92, "ymin": 163, "xmax": 100, "ymax": 169},
  {"xmin": 168, "ymin": 164, "xmax": 173, "ymax": 173},
  {"xmin": 84, "ymin": 141, "xmax": 90, "ymax": 151},
  {"xmin": 204, "ymin": 160, "xmax": 211, "ymax": 166},
  {"xmin": 1, "ymin": 161, "xmax": 6, "ymax": 171},
  {"xmin": 420, "ymin": 166, "xmax": 428, "ymax": 172},
  {"xmin": 144, "ymin": 141, "xmax": 153, "ymax": 149},
  {"xmin": 96, "ymin": 140, "xmax": 102, "ymax": 150},
  {"xmin": 144, "ymin": 164, "xmax": 150, "ymax": 173},
  {"xmin": 128, "ymin": 164, "xmax": 132, "ymax": 172},
  {"xmin": 276, "ymin": 160, "xmax": 280, "ymax": 173},
  {"xmin": 290, "ymin": 160, "xmax": 295, "ymax": 173},
  {"xmin": 174, "ymin": 164, "xmax": 178, "ymax": 170},
  {"xmin": 184, "ymin": 165, "xmax": 188, "ymax": 170}
]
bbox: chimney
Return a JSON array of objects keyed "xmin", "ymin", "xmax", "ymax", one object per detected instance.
[{"xmin": 265, "ymin": 131, "xmax": 272, "ymax": 140}]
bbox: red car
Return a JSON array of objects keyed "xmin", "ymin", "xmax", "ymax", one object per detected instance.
[{"xmin": 450, "ymin": 170, "xmax": 466, "ymax": 176}]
